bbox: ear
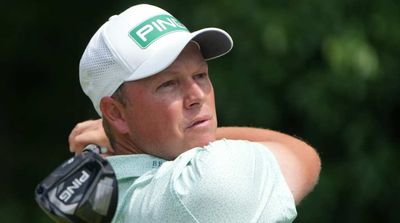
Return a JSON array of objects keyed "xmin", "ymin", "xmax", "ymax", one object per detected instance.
[{"xmin": 100, "ymin": 96, "xmax": 130, "ymax": 134}]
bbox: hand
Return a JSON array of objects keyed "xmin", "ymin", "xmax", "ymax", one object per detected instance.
[{"xmin": 68, "ymin": 119, "xmax": 113, "ymax": 156}]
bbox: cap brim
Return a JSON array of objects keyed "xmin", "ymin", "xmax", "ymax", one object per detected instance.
[
  {"xmin": 192, "ymin": 28, "xmax": 233, "ymax": 61},
  {"xmin": 126, "ymin": 27, "xmax": 233, "ymax": 81}
]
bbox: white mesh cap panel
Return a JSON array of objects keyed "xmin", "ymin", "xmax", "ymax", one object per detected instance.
[{"xmin": 80, "ymin": 25, "xmax": 128, "ymax": 115}]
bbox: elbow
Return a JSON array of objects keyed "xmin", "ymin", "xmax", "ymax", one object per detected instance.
[
  {"xmin": 308, "ymin": 145, "xmax": 321, "ymax": 189},
  {"xmin": 295, "ymin": 144, "xmax": 321, "ymax": 204}
]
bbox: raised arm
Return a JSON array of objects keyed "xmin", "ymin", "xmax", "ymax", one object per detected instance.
[
  {"xmin": 217, "ymin": 127, "xmax": 321, "ymax": 204},
  {"xmin": 69, "ymin": 121, "xmax": 320, "ymax": 203}
]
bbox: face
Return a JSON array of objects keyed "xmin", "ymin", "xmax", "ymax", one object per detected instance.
[{"xmin": 120, "ymin": 42, "xmax": 217, "ymax": 159}]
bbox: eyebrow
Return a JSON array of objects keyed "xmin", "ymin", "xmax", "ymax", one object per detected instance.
[
  {"xmin": 163, "ymin": 61, "xmax": 208, "ymax": 76},
  {"xmin": 195, "ymin": 61, "xmax": 209, "ymax": 72}
]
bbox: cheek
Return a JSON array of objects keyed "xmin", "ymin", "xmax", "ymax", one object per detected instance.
[
  {"xmin": 207, "ymin": 87, "xmax": 216, "ymax": 112},
  {"xmin": 156, "ymin": 99, "xmax": 183, "ymax": 129},
  {"xmin": 132, "ymin": 98, "xmax": 182, "ymax": 135}
]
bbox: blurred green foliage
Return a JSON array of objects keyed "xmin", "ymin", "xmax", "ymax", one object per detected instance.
[{"xmin": 1, "ymin": 0, "xmax": 399, "ymax": 222}]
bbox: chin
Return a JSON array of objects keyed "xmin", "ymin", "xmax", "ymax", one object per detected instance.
[{"xmin": 191, "ymin": 136, "xmax": 215, "ymax": 149}]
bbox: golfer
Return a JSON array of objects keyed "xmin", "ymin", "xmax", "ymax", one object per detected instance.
[{"xmin": 71, "ymin": 4, "xmax": 321, "ymax": 222}]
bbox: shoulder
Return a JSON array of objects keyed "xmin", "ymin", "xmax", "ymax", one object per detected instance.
[
  {"xmin": 167, "ymin": 139, "xmax": 297, "ymax": 222},
  {"xmin": 110, "ymin": 140, "xmax": 297, "ymax": 222},
  {"xmin": 174, "ymin": 139, "xmax": 287, "ymax": 186},
  {"xmin": 198, "ymin": 138, "xmax": 271, "ymax": 157}
]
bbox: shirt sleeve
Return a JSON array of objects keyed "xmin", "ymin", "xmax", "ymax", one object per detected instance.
[
  {"xmin": 113, "ymin": 139, "xmax": 297, "ymax": 223},
  {"xmin": 170, "ymin": 139, "xmax": 297, "ymax": 223}
]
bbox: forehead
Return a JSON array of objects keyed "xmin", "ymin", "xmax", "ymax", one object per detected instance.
[
  {"xmin": 123, "ymin": 42, "xmax": 208, "ymax": 89},
  {"xmin": 143, "ymin": 42, "xmax": 207, "ymax": 79},
  {"xmin": 162, "ymin": 42, "xmax": 207, "ymax": 73}
]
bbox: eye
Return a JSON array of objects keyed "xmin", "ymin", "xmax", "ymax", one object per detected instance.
[
  {"xmin": 193, "ymin": 73, "xmax": 207, "ymax": 80},
  {"xmin": 157, "ymin": 80, "xmax": 176, "ymax": 90}
]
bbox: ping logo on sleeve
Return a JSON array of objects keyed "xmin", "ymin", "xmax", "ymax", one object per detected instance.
[{"xmin": 129, "ymin": 14, "xmax": 189, "ymax": 48}]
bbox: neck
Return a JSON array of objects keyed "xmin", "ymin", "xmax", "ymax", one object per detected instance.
[{"xmin": 111, "ymin": 134, "xmax": 144, "ymax": 155}]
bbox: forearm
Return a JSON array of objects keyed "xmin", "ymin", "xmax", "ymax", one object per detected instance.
[{"xmin": 216, "ymin": 126, "xmax": 319, "ymax": 171}]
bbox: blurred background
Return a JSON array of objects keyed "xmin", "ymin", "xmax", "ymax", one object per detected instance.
[{"xmin": 1, "ymin": 0, "xmax": 399, "ymax": 222}]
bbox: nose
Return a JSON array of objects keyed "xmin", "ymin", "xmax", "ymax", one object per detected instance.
[{"xmin": 183, "ymin": 80, "xmax": 205, "ymax": 109}]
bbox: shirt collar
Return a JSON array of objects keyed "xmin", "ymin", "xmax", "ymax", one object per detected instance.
[{"xmin": 106, "ymin": 154, "xmax": 166, "ymax": 180}]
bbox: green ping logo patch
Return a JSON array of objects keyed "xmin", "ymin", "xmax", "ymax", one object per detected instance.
[{"xmin": 129, "ymin": 14, "xmax": 188, "ymax": 48}]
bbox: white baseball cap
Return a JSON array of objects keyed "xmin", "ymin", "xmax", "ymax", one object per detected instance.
[{"xmin": 80, "ymin": 4, "xmax": 233, "ymax": 115}]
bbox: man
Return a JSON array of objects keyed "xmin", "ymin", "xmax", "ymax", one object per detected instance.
[{"xmin": 71, "ymin": 4, "xmax": 320, "ymax": 222}]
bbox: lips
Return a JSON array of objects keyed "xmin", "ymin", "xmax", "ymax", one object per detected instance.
[{"xmin": 187, "ymin": 115, "xmax": 212, "ymax": 129}]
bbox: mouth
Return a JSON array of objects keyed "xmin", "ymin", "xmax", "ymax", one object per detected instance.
[{"xmin": 187, "ymin": 116, "xmax": 212, "ymax": 129}]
